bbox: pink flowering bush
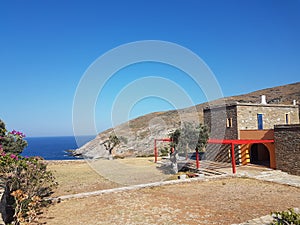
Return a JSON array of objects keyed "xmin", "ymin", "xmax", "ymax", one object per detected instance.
[
  {"xmin": 0, "ymin": 152, "xmax": 57, "ymax": 224},
  {"xmin": 9, "ymin": 130, "xmax": 26, "ymax": 138},
  {"xmin": 0, "ymin": 120, "xmax": 57, "ymax": 224},
  {"xmin": 0, "ymin": 120, "xmax": 27, "ymax": 155}
]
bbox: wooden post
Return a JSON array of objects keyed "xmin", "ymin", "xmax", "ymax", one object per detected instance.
[
  {"xmin": 196, "ymin": 148, "xmax": 200, "ymax": 169},
  {"xmin": 154, "ymin": 139, "xmax": 158, "ymax": 163},
  {"xmin": 231, "ymin": 143, "xmax": 236, "ymax": 174}
]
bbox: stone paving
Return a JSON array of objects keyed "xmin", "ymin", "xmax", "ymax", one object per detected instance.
[
  {"xmin": 236, "ymin": 165, "xmax": 300, "ymax": 188},
  {"xmin": 232, "ymin": 208, "xmax": 299, "ymax": 225},
  {"xmin": 232, "ymin": 214, "xmax": 274, "ymax": 225},
  {"xmin": 228, "ymin": 165, "xmax": 300, "ymax": 225}
]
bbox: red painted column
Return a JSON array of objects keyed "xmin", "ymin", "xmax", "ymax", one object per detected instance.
[
  {"xmin": 154, "ymin": 139, "xmax": 158, "ymax": 163},
  {"xmin": 196, "ymin": 148, "xmax": 200, "ymax": 169},
  {"xmin": 231, "ymin": 143, "xmax": 236, "ymax": 174}
]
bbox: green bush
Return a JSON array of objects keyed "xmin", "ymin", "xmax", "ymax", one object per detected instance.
[
  {"xmin": 270, "ymin": 208, "xmax": 300, "ymax": 225},
  {"xmin": 159, "ymin": 146, "xmax": 169, "ymax": 157},
  {"xmin": 0, "ymin": 152, "xmax": 57, "ymax": 224},
  {"xmin": 0, "ymin": 120, "xmax": 28, "ymax": 155}
]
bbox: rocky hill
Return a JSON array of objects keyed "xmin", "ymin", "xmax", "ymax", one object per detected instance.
[{"xmin": 74, "ymin": 82, "xmax": 300, "ymax": 159}]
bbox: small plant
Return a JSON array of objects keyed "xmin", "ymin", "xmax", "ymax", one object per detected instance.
[
  {"xmin": 159, "ymin": 146, "xmax": 169, "ymax": 157},
  {"xmin": 270, "ymin": 208, "xmax": 300, "ymax": 225}
]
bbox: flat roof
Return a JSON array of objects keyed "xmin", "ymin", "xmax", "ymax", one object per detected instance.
[{"xmin": 204, "ymin": 102, "xmax": 298, "ymax": 111}]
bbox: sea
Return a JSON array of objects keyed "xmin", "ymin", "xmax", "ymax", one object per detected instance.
[{"xmin": 21, "ymin": 136, "xmax": 95, "ymax": 160}]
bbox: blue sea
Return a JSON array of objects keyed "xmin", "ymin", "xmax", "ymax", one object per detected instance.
[{"xmin": 21, "ymin": 136, "xmax": 95, "ymax": 160}]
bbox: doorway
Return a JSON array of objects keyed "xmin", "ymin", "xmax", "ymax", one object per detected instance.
[{"xmin": 250, "ymin": 144, "xmax": 270, "ymax": 167}]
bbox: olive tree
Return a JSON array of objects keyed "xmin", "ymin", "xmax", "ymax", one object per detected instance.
[
  {"xmin": 169, "ymin": 122, "xmax": 209, "ymax": 173},
  {"xmin": 169, "ymin": 129, "xmax": 181, "ymax": 173},
  {"xmin": 101, "ymin": 134, "xmax": 126, "ymax": 160}
]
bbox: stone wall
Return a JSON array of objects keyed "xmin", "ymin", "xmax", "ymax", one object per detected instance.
[
  {"xmin": 236, "ymin": 104, "xmax": 299, "ymax": 131},
  {"xmin": 0, "ymin": 182, "xmax": 6, "ymax": 225},
  {"xmin": 203, "ymin": 105, "xmax": 238, "ymax": 140},
  {"xmin": 204, "ymin": 103, "xmax": 299, "ymax": 139},
  {"xmin": 203, "ymin": 105, "xmax": 239, "ymax": 163},
  {"xmin": 274, "ymin": 124, "xmax": 300, "ymax": 176}
]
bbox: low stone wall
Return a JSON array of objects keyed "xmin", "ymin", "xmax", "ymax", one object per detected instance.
[{"xmin": 274, "ymin": 124, "xmax": 300, "ymax": 176}]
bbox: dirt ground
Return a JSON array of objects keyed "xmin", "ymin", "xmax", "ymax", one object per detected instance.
[
  {"xmin": 42, "ymin": 159, "xmax": 300, "ymax": 225},
  {"xmin": 47, "ymin": 160, "xmax": 120, "ymax": 197},
  {"xmin": 47, "ymin": 157, "xmax": 172, "ymax": 197}
]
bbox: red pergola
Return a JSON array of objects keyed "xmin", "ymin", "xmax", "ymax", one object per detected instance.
[
  {"xmin": 154, "ymin": 138, "xmax": 172, "ymax": 163},
  {"xmin": 154, "ymin": 138, "xmax": 274, "ymax": 174},
  {"xmin": 207, "ymin": 139, "xmax": 274, "ymax": 174}
]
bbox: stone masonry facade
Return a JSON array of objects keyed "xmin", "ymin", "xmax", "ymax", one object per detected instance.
[
  {"xmin": 274, "ymin": 124, "xmax": 300, "ymax": 176},
  {"xmin": 203, "ymin": 105, "xmax": 238, "ymax": 163},
  {"xmin": 204, "ymin": 105, "xmax": 238, "ymax": 140},
  {"xmin": 204, "ymin": 102, "xmax": 299, "ymax": 139},
  {"xmin": 203, "ymin": 102, "xmax": 299, "ymax": 166},
  {"xmin": 236, "ymin": 103, "xmax": 299, "ymax": 132}
]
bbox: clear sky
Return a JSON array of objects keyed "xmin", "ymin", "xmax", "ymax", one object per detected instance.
[{"xmin": 0, "ymin": 0, "xmax": 299, "ymax": 137}]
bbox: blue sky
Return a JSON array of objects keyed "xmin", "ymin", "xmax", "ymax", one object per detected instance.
[{"xmin": 0, "ymin": 0, "xmax": 299, "ymax": 137}]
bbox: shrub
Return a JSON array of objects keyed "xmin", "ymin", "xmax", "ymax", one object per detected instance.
[
  {"xmin": 0, "ymin": 120, "xmax": 27, "ymax": 155},
  {"xmin": 270, "ymin": 208, "xmax": 300, "ymax": 225},
  {"xmin": 159, "ymin": 146, "xmax": 169, "ymax": 157},
  {"xmin": 0, "ymin": 120, "xmax": 57, "ymax": 224},
  {"xmin": 0, "ymin": 152, "xmax": 57, "ymax": 224}
]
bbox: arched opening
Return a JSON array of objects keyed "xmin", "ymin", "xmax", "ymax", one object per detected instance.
[{"xmin": 250, "ymin": 144, "xmax": 270, "ymax": 167}]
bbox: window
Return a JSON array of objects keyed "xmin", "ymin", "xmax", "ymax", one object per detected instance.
[
  {"xmin": 257, "ymin": 114, "xmax": 263, "ymax": 130},
  {"xmin": 285, "ymin": 113, "xmax": 290, "ymax": 124},
  {"xmin": 226, "ymin": 118, "xmax": 233, "ymax": 128}
]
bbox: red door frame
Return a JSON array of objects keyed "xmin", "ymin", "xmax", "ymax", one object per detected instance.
[{"xmin": 154, "ymin": 138, "xmax": 172, "ymax": 163}]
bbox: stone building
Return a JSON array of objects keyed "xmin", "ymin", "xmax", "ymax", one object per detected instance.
[
  {"xmin": 274, "ymin": 124, "xmax": 300, "ymax": 176},
  {"xmin": 203, "ymin": 96, "xmax": 299, "ymax": 169}
]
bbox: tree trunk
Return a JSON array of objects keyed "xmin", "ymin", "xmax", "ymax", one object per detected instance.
[
  {"xmin": 185, "ymin": 143, "xmax": 189, "ymax": 160},
  {"xmin": 172, "ymin": 161, "xmax": 178, "ymax": 174},
  {"xmin": 170, "ymin": 149, "xmax": 178, "ymax": 174},
  {"xmin": 108, "ymin": 149, "xmax": 113, "ymax": 160}
]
